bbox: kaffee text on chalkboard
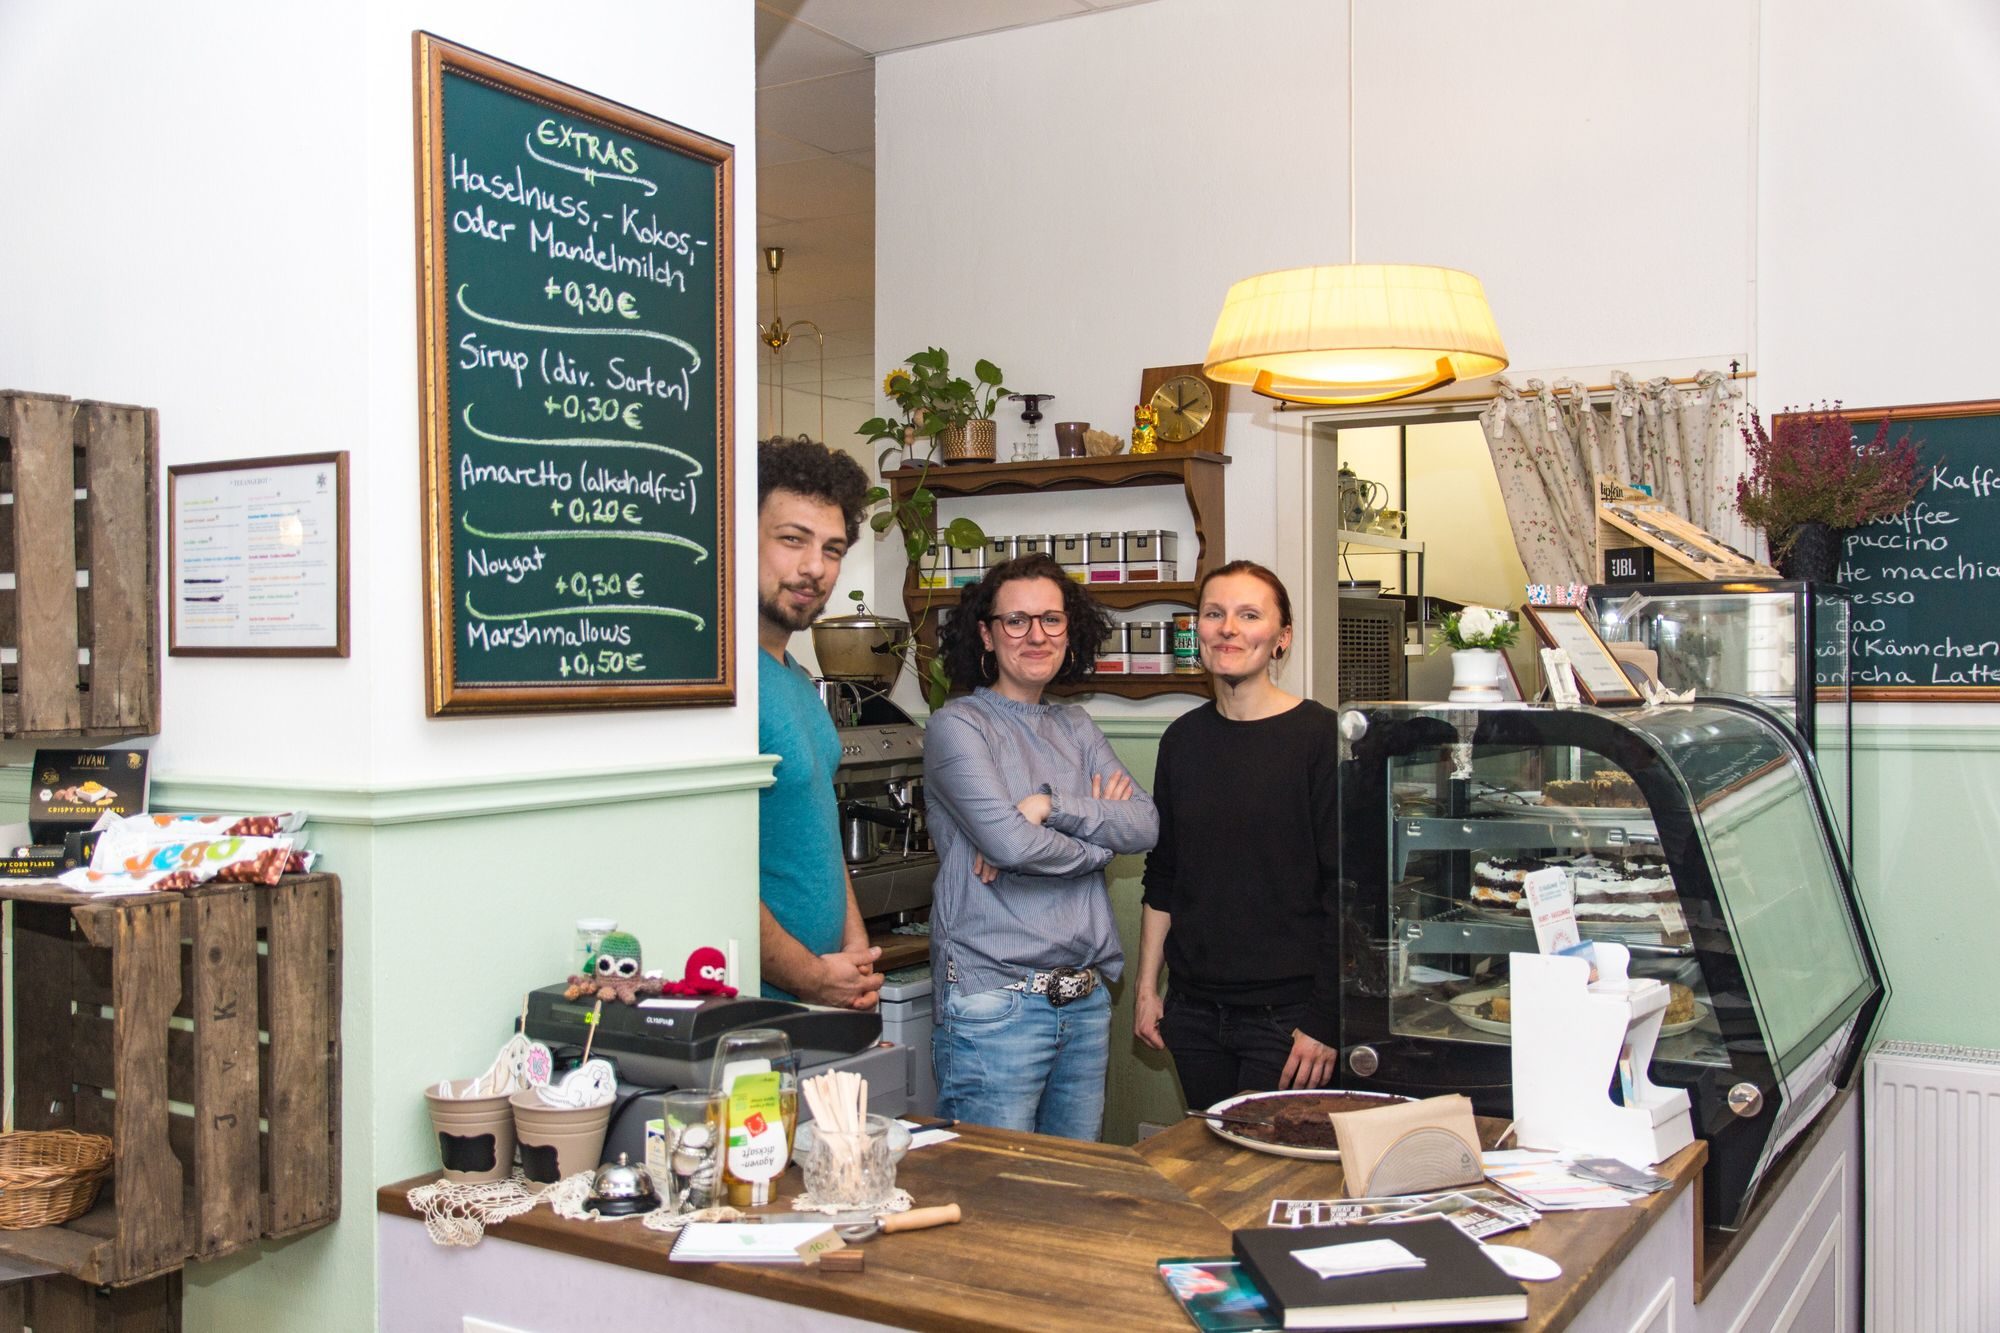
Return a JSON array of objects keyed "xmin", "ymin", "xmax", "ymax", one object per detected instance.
[
  {"xmin": 416, "ymin": 34, "xmax": 734, "ymax": 714},
  {"xmin": 1815, "ymin": 400, "xmax": 2000, "ymax": 699}
]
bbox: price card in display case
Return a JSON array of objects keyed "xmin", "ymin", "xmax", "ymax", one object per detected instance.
[{"xmin": 414, "ymin": 33, "xmax": 735, "ymax": 714}]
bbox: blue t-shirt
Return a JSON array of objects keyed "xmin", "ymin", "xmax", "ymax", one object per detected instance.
[{"xmin": 758, "ymin": 650, "xmax": 847, "ymax": 999}]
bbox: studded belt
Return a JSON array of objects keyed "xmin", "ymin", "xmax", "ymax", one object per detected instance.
[{"xmin": 1004, "ymin": 966, "xmax": 1099, "ymax": 1007}]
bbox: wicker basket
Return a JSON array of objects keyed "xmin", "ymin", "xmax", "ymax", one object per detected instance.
[{"xmin": 0, "ymin": 1130, "xmax": 113, "ymax": 1229}]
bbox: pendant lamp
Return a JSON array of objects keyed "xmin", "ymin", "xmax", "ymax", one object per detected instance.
[
  {"xmin": 1203, "ymin": 263, "xmax": 1508, "ymax": 406},
  {"xmin": 758, "ymin": 246, "xmax": 826, "ymax": 439},
  {"xmin": 1202, "ymin": 9, "xmax": 1507, "ymax": 407}
]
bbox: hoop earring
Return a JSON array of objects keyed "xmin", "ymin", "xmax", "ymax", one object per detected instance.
[
  {"xmin": 982, "ymin": 649, "xmax": 998, "ymax": 682},
  {"xmin": 1273, "ymin": 644, "xmax": 1287, "ymax": 660}
]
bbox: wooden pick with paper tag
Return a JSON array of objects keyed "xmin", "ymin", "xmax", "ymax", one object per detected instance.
[{"xmin": 1330, "ymin": 1094, "xmax": 1484, "ymax": 1198}]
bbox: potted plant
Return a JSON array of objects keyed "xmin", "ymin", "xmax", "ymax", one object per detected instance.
[
  {"xmin": 1433, "ymin": 606, "xmax": 1520, "ymax": 700},
  {"xmin": 1735, "ymin": 404, "xmax": 1924, "ymax": 582},
  {"xmin": 859, "ymin": 348, "xmax": 1009, "ymax": 467}
]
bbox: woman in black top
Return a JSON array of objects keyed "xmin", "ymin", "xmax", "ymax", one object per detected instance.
[{"xmin": 1135, "ymin": 561, "xmax": 1342, "ymax": 1110}]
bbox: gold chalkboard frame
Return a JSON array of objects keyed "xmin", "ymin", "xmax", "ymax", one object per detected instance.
[{"xmin": 413, "ymin": 32, "xmax": 735, "ymax": 715}]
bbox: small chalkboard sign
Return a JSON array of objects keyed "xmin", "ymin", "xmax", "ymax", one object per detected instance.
[
  {"xmin": 415, "ymin": 34, "xmax": 734, "ymax": 715},
  {"xmin": 1824, "ymin": 398, "xmax": 2000, "ymax": 701}
]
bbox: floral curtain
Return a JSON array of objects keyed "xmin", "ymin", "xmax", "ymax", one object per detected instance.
[{"xmin": 1479, "ymin": 370, "xmax": 1744, "ymax": 584}]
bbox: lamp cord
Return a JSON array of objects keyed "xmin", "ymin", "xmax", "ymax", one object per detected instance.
[{"xmin": 1348, "ymin": 0, "xmax": 1357, "ymax": 266}]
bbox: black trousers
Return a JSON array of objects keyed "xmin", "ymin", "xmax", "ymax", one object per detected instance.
[{"xmin": 1161, "ymin": 989, "xmax": 1310, "ymax": 1112}]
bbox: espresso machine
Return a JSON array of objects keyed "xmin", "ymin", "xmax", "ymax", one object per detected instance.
[
  {"xmin": 811, "ymin": 614, "xmax": 942, "ymax": 1114},
  {"xmin": 819, "ymin": 677, "xmax": 937, "ymax": 922}
]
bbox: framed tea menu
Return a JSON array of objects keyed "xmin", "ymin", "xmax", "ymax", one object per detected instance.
[
  {"xmin": 168, "ymin": 452, "xmax": 350, "ymax": 656},
  {"xmin": 1523, "ymin": 605, "xmax": 1640, "ymax": 705}
]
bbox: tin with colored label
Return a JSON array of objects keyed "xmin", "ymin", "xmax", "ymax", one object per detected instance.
[{"xmin": 1172, "ymin": 612, "xmax": 1202, "ymax": 674}]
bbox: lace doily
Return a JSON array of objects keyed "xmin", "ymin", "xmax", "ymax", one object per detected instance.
[
  {"xmin": 785, "ymin": 1187, "xmax": 914, "ymax": 1216},
  {"xmin": 409, "ymin": 1174, "xmax": 916, "ymax": 1245},
  {"xmin": 406, "ymin": 1173, "xmax": 566, "ymax": 1247}
]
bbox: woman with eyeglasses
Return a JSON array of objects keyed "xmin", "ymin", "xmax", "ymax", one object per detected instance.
[
  {"xmin": 1133, "ymin": 560, "xmax": 1342, "ymax": 1112},
  {"xmin": 922, "ymin": 553, "xmax": 1158, "ymax": 1139}
]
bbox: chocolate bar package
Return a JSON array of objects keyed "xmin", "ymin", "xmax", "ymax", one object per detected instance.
[{"xmin": 30, "ymin": 749, "xmax": 151, "ymax": 844}]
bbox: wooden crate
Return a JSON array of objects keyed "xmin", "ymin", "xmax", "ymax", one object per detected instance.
[
  {"xmin": 0, "ymin": 874, "xmax": 340, "ymax": 1288},
  {"xmin": 0, "ymin": 390, "xmax": 159, "ymax": 739}
]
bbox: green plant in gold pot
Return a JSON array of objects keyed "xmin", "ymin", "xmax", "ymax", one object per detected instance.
[
  {"xmin": 859, "ymin": 348, "xmax": 1008, "ymax": 468},
  {"xmin": 1735, "ymin": 404, "xmax": 1924, "ymax": 583}
]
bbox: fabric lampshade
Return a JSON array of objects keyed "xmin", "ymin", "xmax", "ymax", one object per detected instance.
[{"xmin": 1204, "ymin": 263, "xmax": 1509, "ymax": 405}]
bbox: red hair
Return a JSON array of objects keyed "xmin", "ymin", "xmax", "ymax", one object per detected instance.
[{"xmin": 1196, "ymin": 560, "xmax": 1293, "ymax": 630}]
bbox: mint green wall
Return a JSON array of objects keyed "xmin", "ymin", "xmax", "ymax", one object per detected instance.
[
  {"xmin": 0, "ymin": 762, "xmax": 766, "ymax": 1333},
  {"xmin": 1098, "ymin": 719, "xmax": 1186, "ymax": 1144},
  {"xmin": 1850, "ymin": 727, "xmax": 2000, "ymax": 1048}
]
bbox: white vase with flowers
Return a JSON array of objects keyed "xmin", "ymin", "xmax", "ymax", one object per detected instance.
[{"xmin": 1435, "ymin": 606, "xmax": 1520, "ymax": 701}]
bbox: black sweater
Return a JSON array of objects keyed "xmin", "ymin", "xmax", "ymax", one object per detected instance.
[{"xmin": 1140, "ymin": 699, "xmax": 1342, "ymax": 1045}]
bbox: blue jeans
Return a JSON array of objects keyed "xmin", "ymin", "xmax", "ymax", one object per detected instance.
[{"xmin": 933, "ymin": 983, "xmax": 1110, "ymax": 1140}]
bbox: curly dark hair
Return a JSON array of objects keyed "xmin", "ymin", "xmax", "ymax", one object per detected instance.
[
  {"xmin": 940, "ymin": 553, "xmax": 1116, "ymax": 693},
  {"xmin": 757, "ymin": 435, "xmax": 870, "ymax": 546}
]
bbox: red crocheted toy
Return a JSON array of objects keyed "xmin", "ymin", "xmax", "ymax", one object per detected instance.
[{"xmin": 659, "ymin": 945, "xmax": 736, "ymax": 998}]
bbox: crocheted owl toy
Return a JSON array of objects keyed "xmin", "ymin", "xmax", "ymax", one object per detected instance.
[{"xmin": 563, "ymin": 930, "xmax": 663, "ymax": 1005}]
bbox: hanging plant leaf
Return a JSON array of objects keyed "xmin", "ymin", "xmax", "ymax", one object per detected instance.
[
  {"xmin": 943, "ymin": 516, "xmax": 986, "ymax": 550},
  {"xmin": 925, "ymin": 655, "xmax": 952, "ymax": 711}
]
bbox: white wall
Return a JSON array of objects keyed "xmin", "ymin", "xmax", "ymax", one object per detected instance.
[
  {"xmin": 0, "ymin": 0, "xmax": 761, "ymax": 785},
  {"xmin": 1757, "ymin": 0, "xmax": 2000, "ymax": 733},
  {"xmin": 874, "ymin": 0, "xmax": 1759, "ymax": 713}
]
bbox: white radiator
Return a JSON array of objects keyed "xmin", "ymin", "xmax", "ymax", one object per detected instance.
[{"xmin": 1866, "ymin": 1042, "xmax": 2000, "ymax": 1332}]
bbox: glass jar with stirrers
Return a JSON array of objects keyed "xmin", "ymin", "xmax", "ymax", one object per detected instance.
[{"xmin": 797, "ymin": 1072, "xmax": 909, "ymax": 1208}]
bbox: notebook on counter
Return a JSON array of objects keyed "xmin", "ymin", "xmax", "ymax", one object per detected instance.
[{"xmin": 1232, "ymin": 1217, "xmax": 1526, "ymax": 1329}]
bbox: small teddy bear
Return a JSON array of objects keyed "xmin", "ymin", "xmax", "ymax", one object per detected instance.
[{"xmin": 563, "ymin": 931, "xmax": 664, "ymax": 1005}]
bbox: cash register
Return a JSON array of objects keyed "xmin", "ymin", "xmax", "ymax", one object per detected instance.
[{"xmin": 522, "ymin": 983, "xmax": 906, "ymax": 1163}]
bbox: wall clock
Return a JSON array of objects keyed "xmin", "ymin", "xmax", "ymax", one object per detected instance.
[{"xmin": 1139, "ymin": 363, "xmax": 1230, "ymax": 453}]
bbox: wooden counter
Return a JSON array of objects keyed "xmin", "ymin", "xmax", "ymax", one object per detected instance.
[
  {"xmin": 380, "ymin": 1116, "xmax": 1708, "ymax": 1332},
  {"xmin": 383, "ymin": 1124, "xmax": 1226, "ymax": 1332},
  {"xmin": 1138, "ymin": 1118, "xmax": 1706, "ymax": 1331}
]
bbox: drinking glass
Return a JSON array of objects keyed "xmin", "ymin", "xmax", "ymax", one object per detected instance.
[{"xmin": 655, "ymin": 1088, "xmax": 727, "ymax": 1212}]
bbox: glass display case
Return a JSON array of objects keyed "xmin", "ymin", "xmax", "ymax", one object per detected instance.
[
  {"xmin": 1336, "ymin": 700, "xmax": 1884, "ymax": 1229},
  {"xmin": 1588, "ymin": 580, "xmax": 1852, "ymax": 847}
]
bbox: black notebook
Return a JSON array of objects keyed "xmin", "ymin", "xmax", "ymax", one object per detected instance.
[{"xmin": 1232, "ymin": 1217, "xmax": 1527, "ymax": 1329}]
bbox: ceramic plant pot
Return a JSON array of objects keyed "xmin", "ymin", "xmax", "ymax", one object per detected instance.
[
  {"xmin": 510, "ymin": 1089, "xmax": 612, "ymax": 1184},
  {"xmin": 426, "ymin": 1079, "xmax": 517, "ymax": 1183},
  {"xmin": 938, "ymin": 419, "xmax": 997, "ymax": 465},
  {"xmin": 1448, "ymin": 648, "xmax": 1505, "ymax": 702}
]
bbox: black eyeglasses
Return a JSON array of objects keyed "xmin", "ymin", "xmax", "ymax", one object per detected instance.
[{"xmin": 988, "ymin": 611, "xmax": 1068, "ymax": 638}]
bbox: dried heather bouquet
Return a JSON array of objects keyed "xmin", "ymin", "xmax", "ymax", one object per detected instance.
[{"xmin": 1735, "ymin": 404, "xmax": 1923, "ymax": 555}]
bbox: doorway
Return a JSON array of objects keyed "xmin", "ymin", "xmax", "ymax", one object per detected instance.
[{"xmin": 1305, "ymin": 415, "xmax": 1529, "ymax": 704}]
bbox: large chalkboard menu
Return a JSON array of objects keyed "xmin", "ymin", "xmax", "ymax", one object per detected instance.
[
  {"xmin": 1829, "ymin": 399, "xmax": 2000, "ymax": 701},
  {"xmin": 415, "ymin": 34, "xmax": 733, "ymax": 715}
]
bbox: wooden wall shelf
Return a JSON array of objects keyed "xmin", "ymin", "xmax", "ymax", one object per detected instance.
[{"xmin": 888, "ymin": 452, "xmax": 1230, "ymax": 701}]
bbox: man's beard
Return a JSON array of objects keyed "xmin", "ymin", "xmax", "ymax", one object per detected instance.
[{"xmin": 760, "ymin": 582, "xmax": 829, "ymax": 633}]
